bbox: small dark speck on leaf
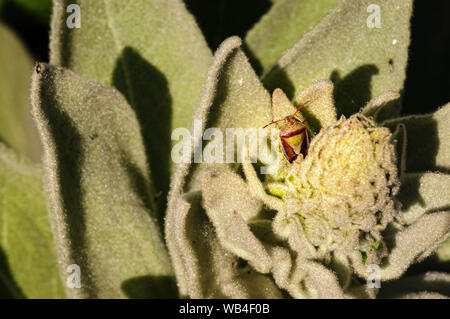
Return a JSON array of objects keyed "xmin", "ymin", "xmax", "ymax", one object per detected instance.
[{"xmin": 388, "ymin": 59, "xmax": 394, "ymax": 72}]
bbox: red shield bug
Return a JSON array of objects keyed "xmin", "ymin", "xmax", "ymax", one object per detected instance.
[{"xmin": 263, "ymin": 100, "xmax": 310, "ymax": 164}]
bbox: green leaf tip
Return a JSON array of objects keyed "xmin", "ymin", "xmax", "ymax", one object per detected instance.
[{"xmin": 292, "ymin": 79, "xmax": 337, "ymax": 132}]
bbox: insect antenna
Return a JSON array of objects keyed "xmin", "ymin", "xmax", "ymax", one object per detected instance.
[
  {"xmin": 292, "ymin": 99, "xmax": 311, "ymax": 117},
  {"xmin": 263, "ymin": 99, "xmax": 311, "ymax": 128},
  {"xmin": 263, "ymin": 118, "xmax": 284, "ymax": 128}
]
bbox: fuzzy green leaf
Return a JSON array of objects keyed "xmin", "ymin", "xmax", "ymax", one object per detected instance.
[
  {"xmin": 330, "ymin": 251, "xmax": 352, "ymax": 290},
  {"xmin": 271, "ymin": 244, "xmax": 346, "ymax": 299},
  {"xmin": 166, "ymin": 37, "xmax": 245, "ymax": 295},
  {"xmin": 378, "ymin": 271, "xmax": 450, "ymax": 298},
  {"xmin": 362, "ymin": 91, "xmax": 401, "ymax": 122},
  {"xmin": 391, "ymin": 123, "xmax": 407, "ymax": 177},
  {"xmin": 201, "ymin": 169, "xmax": 271, "ymax": 273},
  {"xmin": 167, "ymin": 37, "xmax": 270, "ymax": 237},
  {"xmin": 245, "ymin": 0, "xmax": 339, "ymax": 75},
  {"xmin": 301, "ymin": 259, "xmax": 345, "ymax": 298},
  {"xmin": 0, "ymin": 23, "xmax": 41, "ymax": 161},
  {"xmin": 263, "ymin": 0, "xmax": 412, "ymax": 116},
  {"xmin": 292, "ymin": 79, "xmax": 337, "ymax": 132},
  {"xmin": 201, "ymin": 169, "xmax": 262, "ymax": 223},
  {"xmin": 270, "ymin": 246, "xmax": 292, "ymax": 290},
  {"xmin": 287, "ymin": 217, "xmax": 318, "ymax": 259},
  {"xmin": 180, "ymin": 36, "xmax": 272, "ymax": 191},
  {"xmin": 436, "ymin": 239, "xmax": 450, "ymax": 262},
  {"xmin": 165, "ymin": 195, "xmax": 190, "ymax": 297},
  {"xmin": 396, "ymin": 292, "xmax": 447, "ymax": 299},
  {"xmin": 271, "ymin": 88, "xmax": 297, "ymax": 121},
  {"xmin": 383, "ymin": 103, "xmax": 449, "ymax": 173},
  {"xmin": 270, "ymin": 81, "xmax": 338, "ymax": 133},
  {"xmin": 0, "ymin": 142, "xmax": 64, "ymax": 298},
  {"xmin": 166, "ymin": 37, "xmax": 279, "ymax": 297},
  {"xmin": 31, "ymin": 64, "xmax": 174, "ymax": 298},
  {"xmin": 198, "ymin": 39, "xmax": 272, "ymax": 139},
  {"xmin": 50, "ymin": 0, "xmax": 212, "ymax": 216},
  {"xmin": 399, "ymin": 172, "xmax": 450, "ymax": 224},
  {"xmin": 286, "ymin": 256, "xmax": 344, "ymax": 298},
  {"xmin": 350, "ymin": 211, "xmax": 450, "ymax": 281},
  {"xmin": 166, "ymin": 192, "xmax": 282, "ymax": 298}
]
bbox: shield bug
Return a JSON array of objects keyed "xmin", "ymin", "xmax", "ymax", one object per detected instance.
[{"xmin": 263, "ymin": 101, "xmax": 310, "ymax": 164}]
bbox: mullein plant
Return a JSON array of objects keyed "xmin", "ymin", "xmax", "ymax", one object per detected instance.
[{"xmin": 0, "ymin": 0, "xmax": 448, "ymax": 298}]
